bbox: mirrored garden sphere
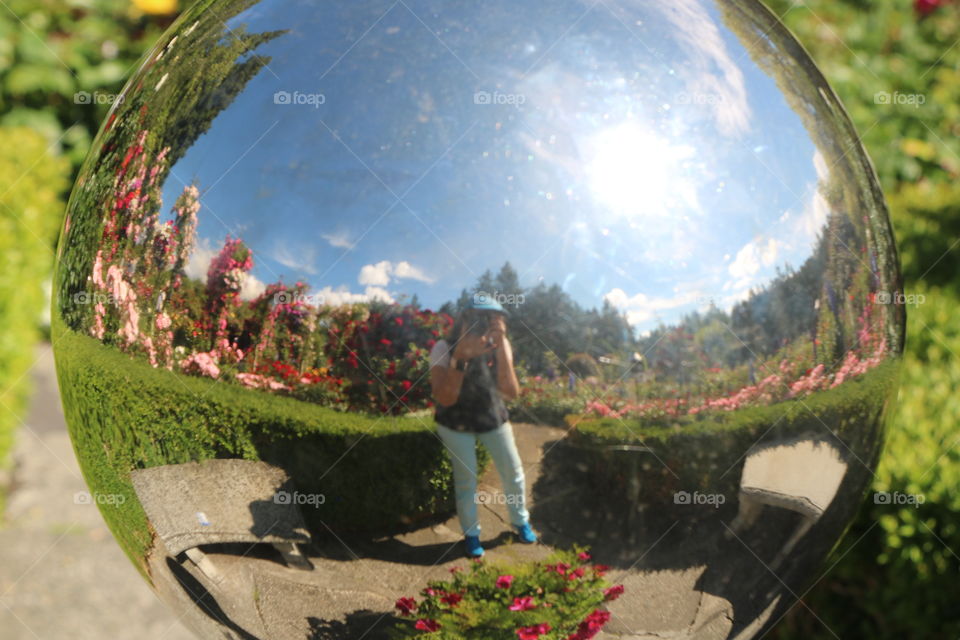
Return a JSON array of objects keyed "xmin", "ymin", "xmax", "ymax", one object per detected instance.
[{"xmin": 53, "ymin": 0, "xmax": 904, "ymax": 638}]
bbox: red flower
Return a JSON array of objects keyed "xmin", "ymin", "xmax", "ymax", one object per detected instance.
[
  {"xmin": 449, "ymin": 566, "xmax": 462, "ymax": 574},
  {"xmin": 593, "ymin": 564, "xmax": 609, "ymax": 576},
  {"xmin": 402, "ymin": 380, "xmax": 413, "ymax": 391},
  {"xmin": 414, "ymin": 618, "xmax": 441, "ymax": 632},
  {"xmin": 517, "ymin": 623, "xmax": 551, "ymax": 640},
  {"xmin": 509, "ymin": 596, "xmax": 537, "ymax": 611},
  {"xmin": 578, "ymin": 551, "xmax": 591, "ymax": 561},
  {"xmin": 395, "ymin": 597, "xmax": 416, "ymax": 616},
  {"xmin": 440, "ymin": 591, "xmax": 463, "ymax": 607},
  {"xmin": 603, "ymin": 585, "xmax": 625, "ymax": 601},
  {"xmin": 495, "ymin": 574, "xmax": 514, "ymax": 589},
  {"xmin": 395, "ymin": 317, "xmax": 404, "ymax": 326},
  {"xmin": 380, "ymin": 338, "xmax": 392, "ymax": 347},
  {"xmin": 568, "ymin": 610, "xmax": 611, "ymax": 640},
  {"xmin": 915, "ymin": 0, "xmax": 945, "ymax": 16},
  {"xmin": 567, "ymin": 567, "xmax": 586, "ymax": 580}
]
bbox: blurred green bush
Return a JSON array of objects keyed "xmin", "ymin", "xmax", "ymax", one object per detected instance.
[
  {"xmin": 760, "ymin": 0, "xmax": 960, "ymax": 637},
  {"xmin": 0, "ymin": 0, "xmax": 175, "ymax": 510},
  {"xmin": 0, "ymin": 0, "xmax": 175, "ymax": 173},
  {"xmin": 0, "ymin": 126, "xmax": 69, "ymax": 506}
]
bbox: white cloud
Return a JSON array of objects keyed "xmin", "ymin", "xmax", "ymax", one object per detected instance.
[
  {"xmin": 184, "ymin": 237, "xmax": 216, "ymax": 282},
  {"xmin": 730, "ymin": 237, "xmax": 781, "ymax": 278},
  {"xmin": 322, "ymin": 231, "xmax": 354, "ymax": 249},
  {"xmin": 239, "ymin": 273, "xmax": 266, "ymax": 301},
  {"xmin": 798, "ymin": 150, "xmax": 831, "ymax": 242},
  {"xmin": 359, "ymin": 260, "xmax": 392, "ymax": 286},
  {"xmin": 393, "ymin": 260, "xmax": 434, "ymax": 283},
  {"xmin": 362, "ymin": 286, "xmax": 395, "ymax": 303},
  {"xmin": 271, "ymin": 241, "xmax": 318, "ymax": 275},
  {"xmin": 655, "ymin": 0, "xmax": 752, "ymax": 137},
  {"xmin": 358, "ymin": 259, "xmax": 435, "ymax": 287},
  {"xmin": 603, "ymin": 287, "xmax": 701, "ymax": 327},
  {"xmin": 313, "ymin": 285, "xmax": 395, "ymax": 306}
]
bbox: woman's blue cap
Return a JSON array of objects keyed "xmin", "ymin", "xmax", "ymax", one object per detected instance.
[{"xmin": 466, "ymin": 293, "xmax": 508, "ymax": 315}]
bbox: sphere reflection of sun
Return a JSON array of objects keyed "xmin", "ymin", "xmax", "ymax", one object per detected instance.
[{"xmin": 584, "ymin": 122, "xmax": 698, "ymax": 223}]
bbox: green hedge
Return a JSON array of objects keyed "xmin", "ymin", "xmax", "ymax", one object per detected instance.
[
  {"xmin": 566, "ymin": 361, "xmax": 898, "ymax": 506},
  {"xmin": 53, "ymin": 325, "xmax": 468, "ymax": 574},
  {"xmin": 0, "ymin": 126, "xmax": 68, "ymax": 514}
]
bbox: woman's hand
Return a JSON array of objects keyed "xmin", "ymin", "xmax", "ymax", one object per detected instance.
[
  {"xmin": 486, "ymin": 314, "xmax": 508, "ymax": 350},
  {"xmin": 453, "ymin": 331, "xmax": 496, "ymax": 360}
]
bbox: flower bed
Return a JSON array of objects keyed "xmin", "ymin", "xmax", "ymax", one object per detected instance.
[
  {"xmin": 563, "ymin": 360, "xmax": 898, "ymax": 508},
  {"xmin": 392, "ymin": 547, "xmax": 622, "ymax": 640}
]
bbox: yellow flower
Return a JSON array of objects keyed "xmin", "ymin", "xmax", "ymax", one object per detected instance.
[{"xmin": 132, "ymin": 0, "xmax": 178, "ymax": 15}]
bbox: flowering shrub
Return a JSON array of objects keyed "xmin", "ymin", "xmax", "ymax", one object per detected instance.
[
  {"xmin": 77, "ymin": 132, "xmax": 454, "ymax": 416},
  {"xmin": 392, "ymin": 547, "xmax": 622, "ymax": 640}
]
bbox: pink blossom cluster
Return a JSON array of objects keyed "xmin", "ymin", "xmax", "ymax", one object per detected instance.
[
  {"xmin": 236, "ymin": 372, "xmax": 291, "ymax": 391},
  {"xmin": 832, "ymin": 339, "xmax": 887, "ymax": 388},
  {"xmin": 787, "ymin": 364, "xmax": 828, "ymax": 397},
  {"xmin": 180, "ymin": 351, "xmax": 221, "ymax": 379},
  {"xmin": 688, "ymin": 373, "xmax": 784, "ymax": 414}
]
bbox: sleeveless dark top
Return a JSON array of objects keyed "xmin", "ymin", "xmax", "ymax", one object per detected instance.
[{"xmin": 435, "ymin": 351, "xmax": 509, "ymax": 433}]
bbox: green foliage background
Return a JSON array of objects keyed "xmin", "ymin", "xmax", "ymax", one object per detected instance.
[
  {"xmin": 0, "ymin": 1, "xmax": 171, "ymax": 486},
  {"xmin": 758, "ymin": 0, "xmax": 960, "ymax": 637},
  {"xmin": 0, "ymin": 127, "xmax": 69, "ymax": 511}
]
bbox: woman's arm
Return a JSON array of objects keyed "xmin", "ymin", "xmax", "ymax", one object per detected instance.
[
  {"xmin": 493, "ymin": 337, "xmax": 520, "ymax": 400},
  {"xmin": 488, "ymin": 316, "xmax": 520, "ymax": 401}
]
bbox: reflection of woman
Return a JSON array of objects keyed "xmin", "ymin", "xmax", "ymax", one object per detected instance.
[{"xmin": 429, "ymin": 297, "xmax": 537, "ymax": 557}]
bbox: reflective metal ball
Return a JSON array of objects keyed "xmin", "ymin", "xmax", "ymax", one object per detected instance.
[{"xmin": 53, "ymin": 0, "xmax": 904, "ymax": 638}]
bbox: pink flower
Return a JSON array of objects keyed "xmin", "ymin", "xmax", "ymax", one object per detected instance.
[
  {"xmin": 495, "ymin": 574, "xmax": 514, "ymax": 589},
  {"xmin": 567, "ymin": 567, "xmax": 585, "ymax": 581},
  {"xmin": 181, "ymin": 351, "xmax": 220, "ymax": 379},
  {"xmin": 414, "ymin": 618, "xmax": 441, "ymax": 632},
  {"xmin": 915, "ymin": 0, "xmax": 945, "ymax": 16},
  {"xmin": 577, "ymin": 551, "xmax": 591, "ymax": 561},
  {"xmin": 568, "ymin": 609, "xmax": 611, "ymax": 640},
  {"xmin": 509, "ymin": 596, "xmax": 537, "ymax": 611},
  {"xmin": 235, "ymin": 372, "xmax": 290, "ymax": 391},
  {"xmin": 155, "ymin": 313, "xmax": 172, "ymax": 330},
  {"xmin": 516, "ymin": 623, "xmax": 551, "ymax": 640},
  {"xmin": 603, "ymin": 585, "xmax": 625, "ymax": 601},
  {"xmin": 395, "ymin": 597, "xmax": 416, "ymax": 616}
]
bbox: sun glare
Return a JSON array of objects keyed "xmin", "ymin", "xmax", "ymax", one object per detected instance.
[{"xmin": 583, "ymin": 122, "xmax": 697, "ymax": 222}]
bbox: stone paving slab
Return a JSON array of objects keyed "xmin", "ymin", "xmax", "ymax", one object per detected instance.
[{"xmin": 0, "ymin": 345, "xmax": 194, "ymax": 640}]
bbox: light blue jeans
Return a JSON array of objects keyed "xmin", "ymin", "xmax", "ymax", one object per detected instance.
[{"xmin": 436, "ymin": 421, "xmax": 530, "ymax": 537}]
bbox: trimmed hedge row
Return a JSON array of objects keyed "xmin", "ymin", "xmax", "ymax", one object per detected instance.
[
  {"xmin": 53, "ymin": 325, "xmax": 464, "ymax": 573},
  {"xmin": 565, "ymin": 361, "xmax": 898, "ymax": 505},
  {"xmin": 0, "ymin": 126, "xmax": 68, "ymax": 514}
]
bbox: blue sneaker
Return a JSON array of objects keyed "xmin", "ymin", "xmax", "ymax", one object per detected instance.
[
  {"xmin": 514, "ymin": 523, "xmax": 537, "ymax": 544},
  {"xmin": 464, "ymin": 535, "xmax": 484, "ymax": 558}
]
